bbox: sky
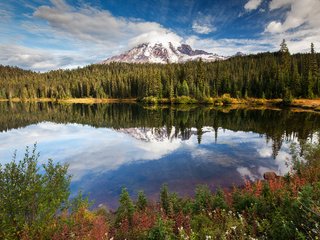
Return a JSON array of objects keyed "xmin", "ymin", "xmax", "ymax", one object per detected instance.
[{"xmin": 0, "ymin": 0, "xmax": 320, "ymax": 71}]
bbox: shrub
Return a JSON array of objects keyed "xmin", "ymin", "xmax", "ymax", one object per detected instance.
[
  {"xmin": 281, "ymin": 88, "xmax": 293, "ymax": 106},
  {"xmin": 0, "ymin": 145, "xmax": 70, "ymax": 240},
  {"xmin": 222, "ymin": 94, "xmax": 232, "ymax": 105},
  {"xmin": 173, "ymin": 96, "xmax": 197, "ymax": 104},
  {"xmin": 147, "ymin": 217, "xmax": 175, "ymax": 240},
  {"xmin": 214, "ymin": 98, "xmax": 223, "ymax": 106},
  {"xmin": 202, "ymin": 97, "xmax": 214, "ymax": 104},
  {"xmin": 142, "ymin": 96, "xmax": 159, "ymax": 104}
]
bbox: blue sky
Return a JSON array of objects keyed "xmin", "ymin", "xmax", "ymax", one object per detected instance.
[{"xmin": 0, "ymin": 0, "xmax": 319, "ymax": 71}]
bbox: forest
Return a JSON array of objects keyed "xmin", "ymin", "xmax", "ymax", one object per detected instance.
[{"xmin": 0, "ymin": 41, "xmax": 319, "ymax": 101}]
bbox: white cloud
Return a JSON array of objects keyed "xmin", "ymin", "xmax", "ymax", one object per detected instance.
[
  {"xmin": 186, "ymin": 36, "xmax": 274, "ymax": 56},
  {"xmin": 192, "ymin": 22, "xmax": 214, "ymax": 35},
  {"xmin": 192, "ymin": 14, "xmax": 216, "ymax": 34},
  {"xmin": 0, "ymin": 0, "xmax": 182, "ymax": 70},
  {"xmin": 0, "ymin": 44, "xmax": 94, "ymax": 71},
  {"xmin": 33, "ymin": 0, "xmax": 180, "ymax": 47},
  {"xmin": 262, "ymin": 0, "xmax": 320, "ymax": 54},
  {"xmin": 269, "ymin": 0, "xmax": 294, "ymax": 10},
  {"xmin": 266, "ymin": 0, "xmax": 320, "ymax": 33},
  {"xmin": 128, "ymin": 30, "xmax": 182, "ymax": 48},
  {"xmin": 244, "ymin": 0, "xmax": 263, "ymax": 11},
  {"xmin": 265, "ymin": 21, "xmax": 283, "ymax": 33}
]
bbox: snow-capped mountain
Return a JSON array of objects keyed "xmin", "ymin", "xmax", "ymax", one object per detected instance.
[{"xmin": 101, "ymin": 42, "xmax": 227, "ymax": 64}]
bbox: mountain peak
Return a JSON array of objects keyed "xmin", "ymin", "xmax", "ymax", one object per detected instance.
[
  {"xmin": 101, "ymin": 42, "xmax": 227, "ymax": 64},
  {"xmin": 234, "ymin": 52, "xmax": 246, "ymax": 57}
]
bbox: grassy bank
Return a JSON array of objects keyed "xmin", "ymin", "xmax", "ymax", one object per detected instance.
[
  {"xmin": 1, "ymin": 96, "xmax": 320, "ymax": 112},
  {"xmin": 1, "ymin": 142, "xmax": 320, "ymax": 239}
]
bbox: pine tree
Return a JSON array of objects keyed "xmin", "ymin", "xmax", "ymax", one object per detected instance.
[
  {"xmin": 136, "ymin": 190, "xmax": 147, "ymax": 211},
  {"xmin": 291, "ymin": 59, "xmax": 301, "ymax": 96},
  {"xmin": 280, "ymin": 39, "xmax": 289, "ymax": 53},
  {"xmin": 160, "ymin": 184, "xmax": 171, "ymax": 215},
  {"xmin": 279, "ymin": 39, "xmax": 291, "ymax": 97},
  {"xmin": 310, "ymin": 43, "xmax": 319, "ymax": 96},
  {"xmin": 181, "ymin": 80, "xmax": 189, "ymax": 96},
  {"xmin": 116, "ymin": 187, "xmax": 135, "ymax": 227}
]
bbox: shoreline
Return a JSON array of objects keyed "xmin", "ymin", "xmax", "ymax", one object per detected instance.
[{"xmin": 0, "ymin": 97, "xmax": 320, "ymax": 112}]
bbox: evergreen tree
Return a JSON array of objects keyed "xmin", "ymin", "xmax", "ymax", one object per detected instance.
[
  {"xmin": 136, "ymin": 190, "xmax": 147, "ymax": 211},
  {"xmin": 181, "ymin": 80, "xmax": 189, "ymax": 96},
  {"xmin": 160, "ymin": 184, "xmax": 171, "ymax": 215},
  {"xmin": 310, "ymin": 43, "xmax": 320, "ymax": 95},
  {"xmin": 116, "ymin": 187, "xmax": 135, "ymax": 227}
]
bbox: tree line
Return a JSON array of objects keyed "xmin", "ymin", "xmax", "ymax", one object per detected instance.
[{"xmin": 0, "ymin": 40, "xmax": 319, "ymax": 100}]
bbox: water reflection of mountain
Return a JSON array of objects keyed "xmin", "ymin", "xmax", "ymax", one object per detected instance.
[
  {"xmin": 117, "ymin": 127, "xmax": 213, "ymax": 142},
  {"xmin": 1, "ymin": 102, "xmax": 320, "ymax": 159}
]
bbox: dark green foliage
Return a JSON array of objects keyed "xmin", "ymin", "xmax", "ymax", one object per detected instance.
[
  {"xmin": 192, "ymin": 186, "xmax": 228, "ymax": 213},
  {"xmin": 281, "ymin": 88, "xmax": 293, "ymax": 106},
  {"xmin": 0, "ymin": 145, "xmax": 70, "ymax": 240},
  {"xmin": 160, "ymin": 184, "xmax": 171, "ymax": 215},
  {"xmin": 193, "ymin": 185, "xmax": 213, "ymax": 213},
  {"xmin": 136, "ymin": 190, "xmax": 148, "ymax": 211},
  {"xmin": 212, "ymin": 189, "xmax": 228, "ymax": 210},
  {"xmin": 173, "ymin": 96, "xmax": 197, "ymax": 104},
  {"xmin": 70, "ymin": 190, "xmax": 91, "ymax": 212},
  {"xmin": 1, "ymin": 43, "xmax": 320, "ymax": 101},
  {"xmin": 116, "ymin": 187, "xmax": 135, "ymax": 226},
  {"xmin": 147, "ymin": 217, "xmax": 174, "ymax": 240}
]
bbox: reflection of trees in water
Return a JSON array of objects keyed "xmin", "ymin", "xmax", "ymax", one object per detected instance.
[{"xmin": 1, "ymin": 102, "xmax": 320, "ymax": 158}]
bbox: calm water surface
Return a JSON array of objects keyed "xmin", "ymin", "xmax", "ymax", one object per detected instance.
[{"xmin": 0, "ymin": 102, "xmax": 319, "ymax": 209}]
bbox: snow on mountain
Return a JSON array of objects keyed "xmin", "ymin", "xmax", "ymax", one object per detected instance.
[
  {"xmin": 117, "ymin": 126, "xmax": 213, "ymax": 142},
  {"xmin": 101, "ymin": 42, "xmax": 228, "ymax": 64}
]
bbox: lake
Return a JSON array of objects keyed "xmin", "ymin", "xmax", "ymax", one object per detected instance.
[{"xmin": 0, "ymin": 102, "xmax": 319, "ymax": 209}]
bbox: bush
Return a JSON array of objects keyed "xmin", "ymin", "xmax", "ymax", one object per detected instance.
[
  {"xmin": 142, "ymin": 96, "xmax": 159, "ymax": 104},
  {"xmin": 173, "ymin": 96, "xmax": 197, "ymax": 104},
  {"xmin": 0, "ymin": 145, "xmax": 70, "ymax": 240},
  {"xmin": 222, "ymin": 94, "xmax": 232, "ymax": 105},
  {"xmin": 147, "ymin": 217, "xmax": 174, "ymax": 240},
  {"xmin": 247, "ymin": 98, "xmax": 265, "ymax": 105},
  {"xmin": 281, "ymin": 89, "xmax": 293, "ymax": 106},
  {"xmin": 202, "ymin": 97, "xmax": 214, "ymax": 104},
  {"xmin": 214, "ymin": 98, "xmax": 223, "ymax": 106}
]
